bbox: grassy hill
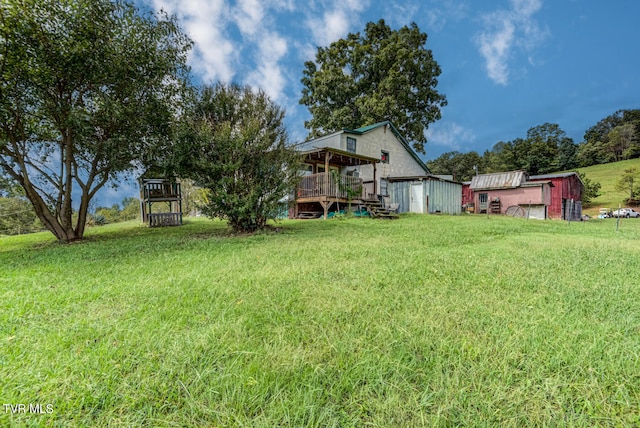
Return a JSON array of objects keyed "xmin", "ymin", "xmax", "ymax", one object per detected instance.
[
  {"xmin": 2, "ymin": 216, "xmax": 640, "ymax": 426},
  {"xmin": 576, "ymin": 158, "xmax": 640, "ymax": 214}
]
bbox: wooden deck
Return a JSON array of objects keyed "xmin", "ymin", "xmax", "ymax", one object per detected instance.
[
  {"xmin": 296, "ymin": 173, "xmax": 366, "ymax": 218},
  {"xmin": 297, "ymin": 173, "xmax": 364, "ymax": 200}
]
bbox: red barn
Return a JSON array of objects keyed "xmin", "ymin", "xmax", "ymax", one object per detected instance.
[
  {"xmin": 529, "ymin": 172, "xmax": 584, "ymax": 220},
  {"xmin": 461, "ymin": 181, "xmax": 474, "ymax": 212}
]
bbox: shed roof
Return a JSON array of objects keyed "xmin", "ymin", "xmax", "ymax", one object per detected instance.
[
  {"xmin": 470, "ymin": 171, "xmax": 526, "ymax": 190},
  {"xmin": 529, "ymin": 172, "xmax": 584, "ymax": 187},
  {"xmin": 387, "ymin": 175, "xmax": 461, "ymax": 185}
]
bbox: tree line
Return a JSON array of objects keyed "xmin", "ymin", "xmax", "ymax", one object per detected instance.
[{"xmin": 427, "ymin": 110, "xmax": 640, "ymax": 182}]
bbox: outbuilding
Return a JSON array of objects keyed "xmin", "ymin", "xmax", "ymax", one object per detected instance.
[
  {"xmin": 388, "ymin": 175, "xmax": 462, "ymax": 214},
  {"xmin": 528, "ymin": 172, "xmax": 584, "ymax": 220},
  {"xmin": 469, "ymin": 171, "xmax": 553, "ymax": 219}
]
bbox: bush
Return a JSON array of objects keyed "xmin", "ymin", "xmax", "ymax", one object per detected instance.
[{"xmin": 172, "ymin": 83, "xmax": 299, "ymax": 233}]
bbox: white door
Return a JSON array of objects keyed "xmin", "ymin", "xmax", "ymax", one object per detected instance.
[{"xmin": 410, "ymin": 183, "xmax": 424, "ymax": 213}]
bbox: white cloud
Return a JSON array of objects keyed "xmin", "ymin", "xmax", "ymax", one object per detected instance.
[
  {"xmin": 246, "ymin": 33, "xmax": 289, "ymax": 103},
  {"xmin": 423, "ymin": 1, "xmax": 469, "ymax": 32},
  {"xmin": 149, "ymin": 0, "xmax": 236, "ymax": 83},
  {"xmin": 233, "ymin": 0, "xmax": 264, "ymax": 37},
  {"xmin": 426, "ymin": 122, "xmax": 476, "ymax": 150},
  {"xmin": 306, "ymin": 1, "xmax": 368, "ymax": 47},
  {"xmin": 475, "ymin": 0, "xmax": 549, "ymax": 85},
  {"xmin": 145, "ymin": 0, "xmax": 293, "ymax": 102}
]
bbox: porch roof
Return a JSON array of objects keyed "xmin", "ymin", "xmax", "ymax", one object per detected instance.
[{"xmin": 300, "ymin": 147, "xmax": 380, "ymax": 167}]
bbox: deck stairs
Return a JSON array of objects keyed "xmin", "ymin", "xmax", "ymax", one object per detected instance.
[{"xmin": 362, "ymin": 199, "xmax": 399, "ymax": 220}]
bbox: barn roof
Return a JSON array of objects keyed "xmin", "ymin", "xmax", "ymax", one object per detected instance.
[
  {"xmin": 529, "ymin": 172, "xmax": 584, "ymax": 186},
  {"xmin": 470, "ymin": 170, "xmax": 526, "ymax": 190}
]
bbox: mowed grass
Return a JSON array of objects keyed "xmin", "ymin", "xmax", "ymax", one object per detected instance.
[
  {"xmin": 578, "ymin": 157, "xmax": 640, "ymax": 213},
  {"xmin": 1, "ymin": 215, "xmax": 640, "ymax": 426}
]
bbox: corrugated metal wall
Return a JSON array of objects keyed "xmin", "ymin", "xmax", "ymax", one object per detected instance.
[
  {"xmin": 426, "ymin": 179, "xmax": 462, "ymax": 214},
  {"xmin": 389, "ymin": 181, "xmax": 413, "ymax": 213},
  {"xmin": 389, "ymin": 179, "xmax": 462, "ymax": 215}
]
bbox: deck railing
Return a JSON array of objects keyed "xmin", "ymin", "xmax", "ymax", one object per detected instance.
[
  {"xmin": 143, "ymin": 181, "xmax": 181, "ymax": 200},
  {"xmin": 297, "ymin": 173, "xmax": 363, "ymax": 200},
  {"xmin": 148, "ymin": 213, "xmax": 182, "ymax": 227}
]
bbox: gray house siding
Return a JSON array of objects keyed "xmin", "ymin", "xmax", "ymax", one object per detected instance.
[{"xmin": 298, "ymin": 122, "xmax": 429, "ymax": 193}]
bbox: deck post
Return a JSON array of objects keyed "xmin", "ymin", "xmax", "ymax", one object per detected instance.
[{"xmin": 373, "ymin": 163, "xmax": 377, "ymax": 197}]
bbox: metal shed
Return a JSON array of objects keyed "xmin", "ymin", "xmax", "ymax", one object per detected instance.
[{"xmin": 388, "ymin": 175, "xmax": 462, "ymax": 215}]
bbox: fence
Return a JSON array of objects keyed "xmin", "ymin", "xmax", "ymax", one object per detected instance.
[{"xmin": 297, "ymin": 173, "xmax": 363, "ymax": 199}]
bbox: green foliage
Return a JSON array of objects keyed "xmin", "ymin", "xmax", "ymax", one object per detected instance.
[
  {"xmin": 574, "ymin": 171, "xmax": 601, "ymax": 204},
  {"xmin": 609, "ymin": 124, "xmax": 639, "ymax": 161},
  {"xmin": 480, "ymin": 123, "xmax": 577, "ymax": 175},
  {"xmin": 119, "ymin": 197, "xmax": 141, "ymax": 221},
  {"xmin": 2, "ymin": 217, "xmax": 640, "ymax": 425},
  {"xmin": 577, "ymin": 139, "xmax": 610, "ymax": 167},
  {"xmin": 614, "ymin": 167, "xmax": 640, "ymax": 201},
  {"xmin": 90, "ymin": 213, "xmax": 107, "ymax": 226},
  {"xmin": 171, "ymin": 83, "xmax": 299, "ymax": 233},
  {"xmin": 0, "ymin": 173, "xmax": 21, "ymax": 197},
  {"xmin": 0, "ymin": 197, "xmax": 42, "ymax": 235},
  {"xmin": 94, "ymin": 198, "xmax": 140, "ymax": 225},
  {"xmin": 300, "ymin": 19, "xmax": 446, "ymax": 154},
  {"xmin": 179, "ymin": 178, "xmax": 208, "ymax": 215},
  {"xmin": 579, "ymin": 109, "xmax": 640, "ymax": 167},
  {"xmin": 426, "ymin": 151, "xmax": 482, "ymax": 181},
  {"xmin": 0, "ymin": 0, "xmax": 192, "ymax": 242}
]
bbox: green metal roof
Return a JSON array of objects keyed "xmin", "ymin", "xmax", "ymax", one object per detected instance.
[{"xmin": 352, "ymin": 122, "xmax": 390, "ymax": 133}]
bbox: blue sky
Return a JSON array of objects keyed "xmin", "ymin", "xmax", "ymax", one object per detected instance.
[{"xmin": 102, "ymin": 0, "xmax": 640, "ymax": 206}]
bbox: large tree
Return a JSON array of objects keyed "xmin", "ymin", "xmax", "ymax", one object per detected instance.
[
  {"xmin": 0, "ymin": 0, "xmax": 191, "ymax": 241},
  {"xmin": 427, "ymin": 151, "xmax": 482, "ymax": 182},
  {"xmin": 300, "ymin": 19, "xmax": 446, "ymax": 154},
  {"xmin": 615, "ymin": 168, "xmax": 640, "ymax": 202},
  {"xmin": 170, "ymin": 83, "xmax": 299, "ymax": 233},
  {"xmin": 525, "ymin": 123, "xmax": 574, "ymax": 174},
  {"xmin": 574, "ymin": 171, "xmax": 601, "ymax": 204}
]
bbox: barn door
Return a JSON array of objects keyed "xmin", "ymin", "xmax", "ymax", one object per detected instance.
[{"xmin": 410, "ymin": 183, "xmax": 424, "ymax": 213}]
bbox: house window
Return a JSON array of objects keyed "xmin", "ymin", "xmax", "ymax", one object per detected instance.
[
  {"xmin": 346, "ymin": 137, "xmax": 356, "ymax": 153},
  {"xmin": 381, "ymin": 150, "xmax": 389, "ymax": 163}
]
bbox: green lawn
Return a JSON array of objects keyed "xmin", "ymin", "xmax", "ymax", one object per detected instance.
[
  {"xmin": 1, "ymin": 215, "xmax": 640, "ymax": 426},
  {"xmin": 577, "ymin": 158, "xmax": 640, "ymax": 213}
]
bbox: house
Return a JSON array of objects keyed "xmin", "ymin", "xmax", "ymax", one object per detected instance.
[
  {"xmin": 469, "ymin": 171, "xmax": 553, "ymax": 219},
  {"xmin": 295, "ymin": 121, "xmax": 462, "ymax": 216},
  {"xmin": 529, "ymin": 172, "xmax": 584, "ymax": 220}
]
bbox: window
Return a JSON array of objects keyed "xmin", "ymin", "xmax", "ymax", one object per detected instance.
[
  {"xmin": 381, "ymin": 150, "xmax": 389, "ymax": 163},
  {"xmin": 346, "ymin": 137, "xmax": 356, "ymax": 153},
  {"xmin": 479, "ymin": 193, "xmax": 488, "ymax": 209}
]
